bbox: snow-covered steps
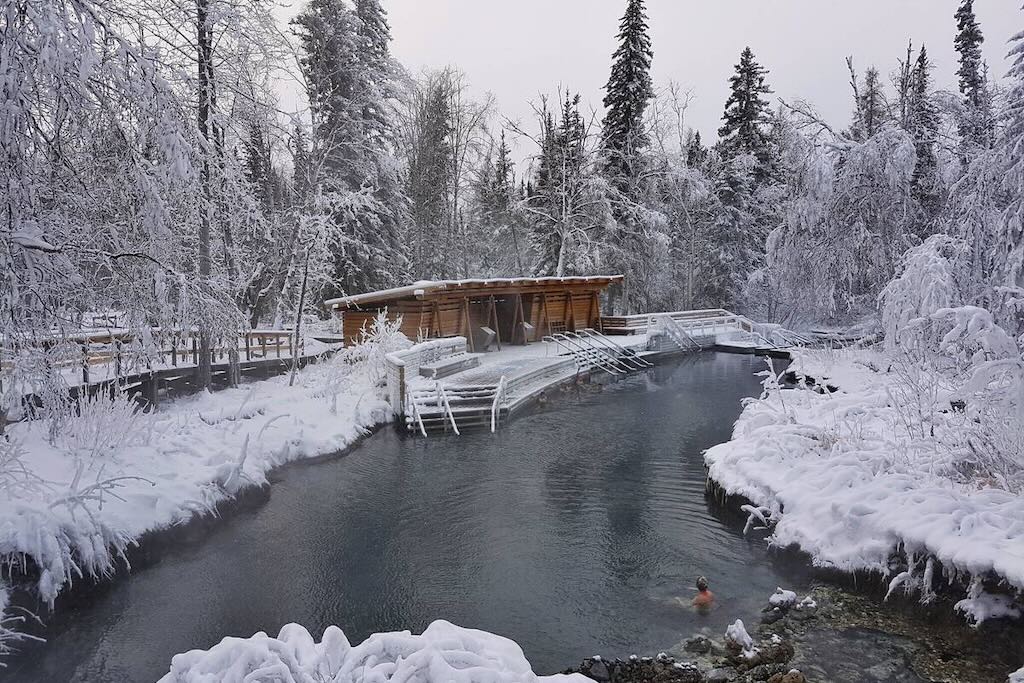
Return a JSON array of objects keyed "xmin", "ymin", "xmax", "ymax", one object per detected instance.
[{"xmin": 406, "ymin": 383, "xmax": 504, "ymax": 435}]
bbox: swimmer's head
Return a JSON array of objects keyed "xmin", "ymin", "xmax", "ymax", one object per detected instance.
[{"xmin": 696, "ymin": 576, "xmax": 709, "ymax": 592}]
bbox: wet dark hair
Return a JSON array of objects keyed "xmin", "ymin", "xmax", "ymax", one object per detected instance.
[{"xmin": 696, "ymin": 576, "xmax": 709, "ymax": 591}]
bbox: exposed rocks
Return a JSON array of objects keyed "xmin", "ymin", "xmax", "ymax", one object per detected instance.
[
  {"xmin": 766, "ymin": 671, "xmax": 806, "ymax": 683},
  {"xmin": 683, "ymin": 635, "xmax": 714, "ymax": 655},
  {"xmin": 564, "ymin": 654, "xmax": 704, "ymax": 682}
]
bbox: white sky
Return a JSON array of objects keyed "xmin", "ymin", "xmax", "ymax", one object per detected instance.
[{"xmin": 280, "ymin": 1, "xmax": 1022, "ymax": 164}]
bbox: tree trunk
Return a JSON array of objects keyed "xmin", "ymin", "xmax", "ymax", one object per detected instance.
[
  {"xmin": 289, "ymin": 249, "xmax": 311, "ymax": 387},
  {"xmin": 196, "ymin": 0, "xmax": 214, "ymax": 389}
]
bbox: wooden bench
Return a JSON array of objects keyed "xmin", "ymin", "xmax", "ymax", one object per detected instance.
[{"xmin": 419, "ymin": 353, "xmax": 481, "ymax": 380}]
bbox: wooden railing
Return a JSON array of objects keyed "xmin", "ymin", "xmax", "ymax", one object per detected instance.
[{"xmin": 2, "ymin": 328, "xmax": 303, "ymax": 385}]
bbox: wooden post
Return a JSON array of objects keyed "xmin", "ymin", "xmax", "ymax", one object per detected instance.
[
  {"xmin": 541, "ymin": 294, "xmax": 552, "ymax": 336},
  {"xmin": 114, "ymin": 339, "xmax": 123, "ymax": 378},
  {"xmin": 245, "ymin": 333, "xmax": 251, "ymax": 361},
  {"xmin": 145, "ymin": 372, "xmax": 160, "ymax": 408},
  {"xmin": 565, "ymin": 290, "xmax": 575, "ymax": 331},
  {"xmin": 81, "ymin": 342, "xmax": 90, "ymax": 385},
  {"xmin": 589, "ymin": 291, "xmax": 601, "ymax": 331},
  {"xmin": 171, "ymin": 334, "xmax": 178, "ymax": 367},
  {"xmin": 431, "ymin": 300, "xmax": 442, "ymax": 338},
  {"xmin": 463, "ymin": 296, "xmax": 475, "ymax": 352},
  {"xmin": 489, "ymin": 295, "xmax": 502, "ymax": 350},
  {"xmin": 512, "ymin": 294, "xmax": 525, "ymax": 344}
]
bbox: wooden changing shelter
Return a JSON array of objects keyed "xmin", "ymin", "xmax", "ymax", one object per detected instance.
[{"xmin": 325, "ymin": 276, "xmax": 624, "ymax": 350}]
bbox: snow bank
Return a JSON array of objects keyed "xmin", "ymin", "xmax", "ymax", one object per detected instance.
[
  {"xmin": 0, "ymin": 328, "xmax": 406, "ymax": 614},
  {"xmin": 704, "ymin": 349, "xmax": 1024, "ymax": 621},
  {"xmin": 158, "ymin": 620, "xmax": 587, "ymax": 683}
]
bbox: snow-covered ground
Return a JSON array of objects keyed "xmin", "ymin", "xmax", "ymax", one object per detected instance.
[
  {"xmin": 0, "ymin": 325, "xmax": 406, "ymax": 616},
  {"xmin": 704, "ymin": 348, "xmax": 1024, "ymax": 624},
  {"xmin": 158, "ymin": 619, "xmax": 587, "ymax": 683}
]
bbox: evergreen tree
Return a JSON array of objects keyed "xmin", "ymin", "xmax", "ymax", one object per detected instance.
[
  {"xmin": 955, "ymin": 0, "xmax": 994, "ymax": 151},
  {"xmin": 472, "ymin": 131, "xmax": 525, "ymax": 274},
  {"xmin": 405, "ymin": 76, "xmax": 454, "ymax": 278},
  {"xmin": 686, "ymin": 131, "xmax": 707, "ymax": 167},
  {"xmin": 999, "ymin": 16, "xmax": 1024, "ymax": 305},
  {"xmin": 354, "ymin": 0, "xmax": 395, "ymax": 147},
  {"xmin": 847, "ymin": 61, "xmax": 889, "ymax": 141},
  {"xmin": 527, "ymin": 94, "xmax": 606, "ymax": 277},
  {"xmin": 601, "ymin": 0, "xmax": 654, "ymax": 180},
  {"xmin": 718, "ymin": 47, "xmax": 774, "ymax": 166},
  {"xmin": 909, "ymin": 46, "xmax": 942, "ymax": 221},
  {"xmin": 293, "ymin": 0, "xmax": 407, "ymax": 296}
]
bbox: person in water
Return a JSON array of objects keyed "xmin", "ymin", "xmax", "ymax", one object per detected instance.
[{"xmin": 692, "ymin": 576, "xmax": 714, "ymax": 609}]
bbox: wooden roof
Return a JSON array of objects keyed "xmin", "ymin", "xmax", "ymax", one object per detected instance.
[{"xmin": 324, "ymin": 275, "xmax": 624, "ymax": 310}]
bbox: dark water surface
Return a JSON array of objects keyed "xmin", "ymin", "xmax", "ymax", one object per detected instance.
[{"xmin": 6, "ymin": 352, "xmax": 819, "ymax": 682}]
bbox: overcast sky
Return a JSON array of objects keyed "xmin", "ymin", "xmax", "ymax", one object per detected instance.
[{"xmin": 376, "ymin": 0, "xmax": 1020, "ymax": 159}]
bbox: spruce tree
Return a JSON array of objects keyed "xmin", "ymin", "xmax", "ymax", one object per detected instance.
[
  {"xmin": 848, "ymin": 62, "xmax": 889, "ymax": 141},
  {"xmin": 955, "ymin": 0, "xmax": 993, "ymax": 151},
  {"xmin": 601, "ymin": 0, "xmax": 654, "ymax": 180},
  {"xmin": 999, "ymin": 14, "xmax": 1024, "ymax": 300},
  {"xmin": 686, "ymin": 131, "xmax": 707, "ymax": 167},
  {"xmin": 718, "ymin": 47, "xmax": 773, "ymax": 165},
  {"xmin": 354, "ymin": 0, "xmax": 395, "ymax": 146},
  {"xmin": 293, "ymin": 0, "xmax": 407, "ymax": 295},
  {"xmin": 955, "ymin": 1, "xmax": 985, "ymax": 107},
  {"xmin": 909, "ymin": 46, "xmax": 942, "ymax": 220}
]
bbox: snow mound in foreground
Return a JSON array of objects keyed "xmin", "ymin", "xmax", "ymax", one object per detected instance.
[{"xmin": 158, "ymin": 620, "xmax": 587, "ymax": 683}]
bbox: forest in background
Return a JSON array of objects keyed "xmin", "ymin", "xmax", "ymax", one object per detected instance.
[{"xmin": 2, "ymin": 0, "xmax": 1023, "ymax": 394}]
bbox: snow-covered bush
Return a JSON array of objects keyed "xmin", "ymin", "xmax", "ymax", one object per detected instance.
[
  {"xmin": 318, "ymin": 311, "xmax": 410, "ymax": 414},
  {"xmin": 58, "ymin": 388, "xmax": 153, "ymax": 463},
  {"xmin": 879, "ymin": 235, "xmax": 971, "ymax": 352}
]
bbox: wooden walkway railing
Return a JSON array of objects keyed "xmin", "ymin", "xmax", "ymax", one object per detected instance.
[{"xmin": 4, "ymin": 328, "xmax": 326, "ymax": 412}]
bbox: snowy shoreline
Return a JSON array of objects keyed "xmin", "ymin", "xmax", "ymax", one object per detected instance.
[
  {"xmin": 703, "ymin": 348, "xmax": 1024, "ymax": 625},
  {"xmin": 0, "ymin": 341, "xmax": 401, "ymax": 632}
]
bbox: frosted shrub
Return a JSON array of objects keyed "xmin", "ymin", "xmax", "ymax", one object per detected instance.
[
  {"xmin": 879, "ymin": 235, "xmax": 971, "ymax": 354},
  {"xmin": 0, "ymin": 586, "xmax": 42, "ymax": 664},
  {"xmin": 319, "ymin": 312, "xmax": 410, "ymax": 414},
  {"xmin": 0, "ymin": 435, "xmax": 46, "ymax": 502},
  {"xmin": 59, "ymin": 388, "xmax": 152, "ymax": 464}
]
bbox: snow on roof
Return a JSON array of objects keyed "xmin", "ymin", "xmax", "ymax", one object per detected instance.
[{"xmin": 324, "ymin": 275, "xmax": 624, "ymax": 309}]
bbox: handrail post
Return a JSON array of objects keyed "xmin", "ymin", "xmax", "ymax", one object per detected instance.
[{"xmin": 490, "ymin": 375, "xmax": 506, "ymax": 433}]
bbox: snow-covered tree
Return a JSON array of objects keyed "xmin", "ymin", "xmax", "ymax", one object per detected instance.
[
  {"xmin": 955, "ymin": 0, "xmax": 995, "ymax": 153},
  {"xmin": 718, "ymin": 47, "xmax": 774, "ymax": 169},
  {"xmin": 601, "ymin": 0, "xmax": 655, "ymax": 181},
  {"xmin": 846, "ymin": 60, "xmax": 890, "ymax": 141},
  {"xmin": 293, "ymin": 0, "xmax": 408, "ymax": 298},
  {"xmin": 470, "ymin": 132, "xmax": 528, "ymax": 275},
  {"xmin": 520, "ymin": 94, "xmax": 610, "ymax": 277},
  {"xmin": 997, "ymin": 16, "xmax": 1024, "ymax": 333},
  {"xmin": 908, "ymin": 46, "xmax": 944, "ymax": 221}
]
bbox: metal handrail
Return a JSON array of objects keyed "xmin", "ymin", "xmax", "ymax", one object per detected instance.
[
  {"xmin": 437, "ymin": 386, "xmax": 460, "ymax": 435},
  {"xmin": 490, "ymin": 375, "xmax": 507, "ymax": 433},
  {"xmin": 562, "ymin": 332, "xmax": 634, "ymax": 374},
  {"xmin": 553, "ymin": 332, "xmax": 624, "ymax": 375},
  {"xmin": 653, "ymin": 314, "xmax": 702, "ymax": 352},
  {"xmin": 408, "ymin": 392, "xmax": 428, "ymax": 437},
  {"xmin": 579, "ymin": 328, "xmax": 653, "ymax": 369}
]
